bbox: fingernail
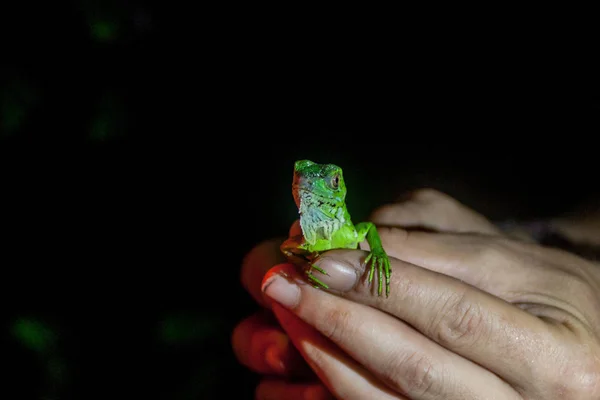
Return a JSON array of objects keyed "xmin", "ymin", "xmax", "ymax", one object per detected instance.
[
  {"xmin": 261, "ymin": 273, "xmax": 301, "ymax": 309},
  {"xmin": 313, "ymin": 257, "xmax": 358, "ymax": 292}
]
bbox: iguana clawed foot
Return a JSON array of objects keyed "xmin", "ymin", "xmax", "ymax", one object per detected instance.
[
  {"xmin": 305, "ymin": 251, "xmax": 392, "ymax": 297},
  {"xmin": 305, "ymin": 263, "xmax": 329, "ymax": 289},
  {"xmin": 365, "ymin": 249, "xmax": 392, "ymax": 297}
]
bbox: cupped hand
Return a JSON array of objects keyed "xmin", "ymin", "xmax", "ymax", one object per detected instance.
[
  {"xmin": 233, "ymin": 189, "xmax": 509, "ymax": 398},
  {"xmin": 233, "ymin": 189, "xmax": 600, "ymax": 399}
]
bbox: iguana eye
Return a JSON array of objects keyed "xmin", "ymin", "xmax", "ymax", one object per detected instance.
[{"xmin": 330, "ymin": 174, "xmax": 340, "ymax": 189}]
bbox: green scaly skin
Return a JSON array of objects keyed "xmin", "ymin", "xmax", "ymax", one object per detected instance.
[{"xmin": 280, "ymin": 160, "xmax": 392, "ymax": 297}]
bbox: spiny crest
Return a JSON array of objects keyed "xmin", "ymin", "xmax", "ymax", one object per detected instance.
[{"xmin": 294, "ymin": 159, "xmax": 341, "ymax": 180}]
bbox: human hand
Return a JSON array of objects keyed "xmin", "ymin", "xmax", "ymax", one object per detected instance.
[
  {"xmin": 232, "ymin": 189, "xmax": 526, "ymax": 398},
  {"xmin": 232, "ymin": 231, "xmax": 330, "ymax": 399},
  {"xmin": 255, "ymin": 197, "xmax": 600, "ymax": 398}
]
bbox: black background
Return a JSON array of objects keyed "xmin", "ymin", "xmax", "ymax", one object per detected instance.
[{"xmin": 2, "ymin": 2, "xmax": 599, "ymax": 399}]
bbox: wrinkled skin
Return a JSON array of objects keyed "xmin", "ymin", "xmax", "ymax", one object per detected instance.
[{"xmin": 233, "ymin": 189, "xmax": 600, "ymax": 400}]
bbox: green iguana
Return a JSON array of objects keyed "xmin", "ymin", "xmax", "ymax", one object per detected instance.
[{"xmin": 280, "ymin": 160, "xmax": 392, "ymax": 297}]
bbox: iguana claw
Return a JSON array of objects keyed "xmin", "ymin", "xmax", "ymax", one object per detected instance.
[
  {"xmin": 365, "ymin": 250, "xmax": 392, "ymax": 297},
  {"xmin": 306, "ymin": 263, "xmax": 329, "ymax": 289}
]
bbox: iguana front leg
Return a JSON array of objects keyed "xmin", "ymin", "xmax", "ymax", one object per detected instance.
[
  {"xmin": 280, "ymin": 236, "xmax": 329, "ymax": 289},
  {"xmin": 355, "ymin": 222, "xmax": 392, "ymax": 297}
]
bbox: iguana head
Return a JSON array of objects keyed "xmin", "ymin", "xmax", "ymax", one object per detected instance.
[{"xmin": 292, "ymin": 159, "xmax": 347, "ymax": 211}]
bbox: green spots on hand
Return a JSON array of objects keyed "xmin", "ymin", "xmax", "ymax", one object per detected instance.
[{"xmin": 12, "ymin": 318, "xmax": 56, "ymax": 353}]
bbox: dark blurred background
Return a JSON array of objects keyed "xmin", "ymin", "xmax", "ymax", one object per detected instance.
[{"xmin": 1, "ymin": 2, "xmax": 598, "ymax": 399}]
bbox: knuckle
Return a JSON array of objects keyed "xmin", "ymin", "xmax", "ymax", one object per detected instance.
[
  {"xmin": 377, "ymin": 225, "xmax": 409, "ymax": 247},
  {"xmin": 371, "ymin": 203, "xmax": 419, "ymax": 226},
  {"xmin": 384, "ymin": 351, "xmax": 441, "ymax": 396},
  {"xmin": 412, "ymin": 188, "xmax": 447, "ymax": 202},
  {"xmin": 377, "ymin": 225, "xmax": 403, "ymax": 238},
  {"xmin": 550, "ymin": 350, "xmax": 600, "ymax": 399},
  {"xmin": 408, "ymin": 200, "xmax": 430, "ymax": 220},
  {"xmin": 371, "ymin": 203, "xmax": 398, "ymax": 220},
  {"xmin": 318, "ymin": 307, "xmax": 356, "ymax": 343},
  {"xmin": 584, "ymin": 357, "xmax": 600, "ymax": 398},
  {"xmin": 470, "ymin": 237, "xmax": 511, "ymax": 267},
  {"xmin": 433, "ymin": 291, "xmax": 488, "ymax": 349},
  {"xmin": 564, "ymin": 273, "xmax": 599, "ymax": 316}
]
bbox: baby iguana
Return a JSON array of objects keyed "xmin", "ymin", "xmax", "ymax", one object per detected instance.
[{"xmin": 280, "ymin": 160, "xmax": 392, "ymax": 297}]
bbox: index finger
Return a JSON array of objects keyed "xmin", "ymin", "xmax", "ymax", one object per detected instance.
[
  {"xmin": 312, "ymin": 248, "xmax": 563, "ymax": 394},
  {"xmin": 375, "ymin": 226, "xmax": 593, "ymax": 312}
]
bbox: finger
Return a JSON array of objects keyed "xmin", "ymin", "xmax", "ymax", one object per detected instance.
[
  {"xmin": 289, "ymin": 219, "xmax": 301, "ymax": 237},
  {"xmin": 375, "ymin": 227, "xmax": 492, "ymax": 284},
  {"xmin": 263, "ymin": 264, "xmax": 519, "ymax": 399},
  {"xmin": 241, "ymin": 221, "xmax": 301, "ymax": 308},
  {"xmin": 255, "ymin": 378, "xmax": 334, "ymax": 400},
  {"xmin": 373, "ymin": 226, "xmax": 592, "ymax": 311},
  {"xmin": 370, "ymin": 189, "xmax": 500, "ymax": 235},
  {"xmin": 312, "ymin": 248, "xmax": 559, "ymax": 393},
  {"xmin": 272, "ymin": 303, "xmax": 404, "ymax": 400},
  {"xmin": 359, "ymin": 226, "xmax": 504, "ymax": 291},
  {"xmin": 241, "ymin": 238, "xmax": 287, "ymax": 308},
  {"xmin": 231, "ymin": 310, "xmax": 311, "ymax": 377}
]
